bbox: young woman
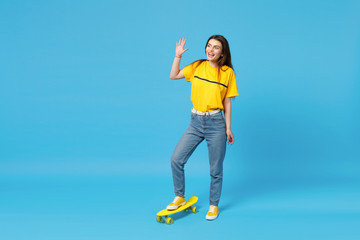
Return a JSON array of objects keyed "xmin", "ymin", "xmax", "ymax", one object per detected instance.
[{"xmin": 167, "ymin": 35, "xmax": 238, "ymax": 220}]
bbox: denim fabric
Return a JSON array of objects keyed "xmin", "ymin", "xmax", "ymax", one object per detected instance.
[{"xmin": 171, "ymin": 111, "xmax": 227, "ymax": 206}]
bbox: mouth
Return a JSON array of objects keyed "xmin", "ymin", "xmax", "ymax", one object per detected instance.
[{"xmin": 207, "ymin": 52, "xmax": 215, "ymax": 58}]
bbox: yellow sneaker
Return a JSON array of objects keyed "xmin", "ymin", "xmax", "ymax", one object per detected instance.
[
  {"xmin": 166, "ymin": 196, "xmax": 186, "ymax": 210},
  {"xmin": 206, "ymin": 205, "xmax": 219, "ymax": 220}
]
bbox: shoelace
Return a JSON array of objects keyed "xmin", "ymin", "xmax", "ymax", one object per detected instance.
[
  {"xmin": 209, "ymin": 206, "xmax": 216, "ymax": 213},
  {"xmin": 172, "ymin": 196, "xmax": 182, "ymax": 203}
]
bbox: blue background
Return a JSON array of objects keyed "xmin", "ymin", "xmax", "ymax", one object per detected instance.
[{"xmin": 1, "ymin": 0, "xmax": 359, "ymax": 239}]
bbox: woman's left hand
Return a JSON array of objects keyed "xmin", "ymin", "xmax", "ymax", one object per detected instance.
[{"xmin": 226, "ymin": 129, "xmax": 235, "ymax": 145}]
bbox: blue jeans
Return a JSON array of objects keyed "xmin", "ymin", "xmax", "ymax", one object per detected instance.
[{"xmin": 171, "ymin": 111, "xmax": 227, "ymax": 206}]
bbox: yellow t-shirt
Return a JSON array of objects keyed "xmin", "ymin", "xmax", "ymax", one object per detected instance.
[{"xmin": 183, "ymin": 60, "xmax": 239, "ymax": 112}]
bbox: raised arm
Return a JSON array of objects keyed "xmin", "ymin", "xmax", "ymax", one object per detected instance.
[{"xmin": 170, "ymin": 38, "xmax": 188, "ymax": 80}]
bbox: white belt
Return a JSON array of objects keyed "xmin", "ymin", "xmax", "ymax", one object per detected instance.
[{"xmin": 191, "ymin": 108, "xmax": 221, "ymax": 116}]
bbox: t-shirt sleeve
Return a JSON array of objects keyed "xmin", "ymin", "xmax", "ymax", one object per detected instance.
[
  {"xmin": 182, "ymin": 61, "xmax": 198, "ymax": 82},
  {"xmin": 225, "ymin": 70, "xmax": 239, "ymax": 98}
]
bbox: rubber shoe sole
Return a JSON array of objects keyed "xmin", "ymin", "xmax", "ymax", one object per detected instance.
[
  {"xmin": 206, "ymin": 214, "xmax": 218, "ymax": 220},
  {"xmin": 167, "ymin": 201, "xmax": 186, "ymax": 210}
]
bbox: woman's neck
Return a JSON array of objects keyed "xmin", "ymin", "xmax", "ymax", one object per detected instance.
[{"xmin": 208, "ymin": 60, "xmax": 219, "ymax": 68}]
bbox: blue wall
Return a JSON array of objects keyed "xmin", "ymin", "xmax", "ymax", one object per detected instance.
[{"xmin": 1, "ymin": 0, "xmax": 359, "ymax": 181}]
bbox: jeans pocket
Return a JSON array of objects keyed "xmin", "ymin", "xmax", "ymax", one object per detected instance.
[{"xmin": 210, "ymin": 114, "xmax": 224, "ymax": 123}]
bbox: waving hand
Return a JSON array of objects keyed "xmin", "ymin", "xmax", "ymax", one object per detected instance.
[{"xmin": 175, "ymin": 37, "xmax": 188, "ymax": 57}]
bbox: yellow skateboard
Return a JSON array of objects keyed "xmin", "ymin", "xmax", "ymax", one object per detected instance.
[{"xmin": 156, "ymin": 196, "xmax": 199, "ymax": 225}]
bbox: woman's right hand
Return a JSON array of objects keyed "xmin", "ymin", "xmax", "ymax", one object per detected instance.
[{"xmin": 175, "ymin": 37, "xmax": 188, "ymax": 57}]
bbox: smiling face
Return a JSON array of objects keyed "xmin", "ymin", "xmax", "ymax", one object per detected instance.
[{"xmin": 206, "ymin": 39, "xmax": 223, "ymax": 63}]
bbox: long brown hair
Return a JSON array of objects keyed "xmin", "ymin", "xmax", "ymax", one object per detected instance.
[
  {"xmin": 206, "ymin": 35, "xmax": 233, "ymax": 70},
  {"xmin": 192, "ymin": 35, "xmax": 234, "ymax": 73}
]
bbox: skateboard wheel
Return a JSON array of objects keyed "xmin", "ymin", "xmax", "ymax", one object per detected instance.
[
  {"xmin": 156, "ymin": 216, "xmax": 164, "ymax": 223},
  {"xmin": 192, "ymin": 206, "xmax": 198, "ymax": 213},
  {"xmin": 166, "ymin": 217, "xmax": 173, "ymax": 225}
]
